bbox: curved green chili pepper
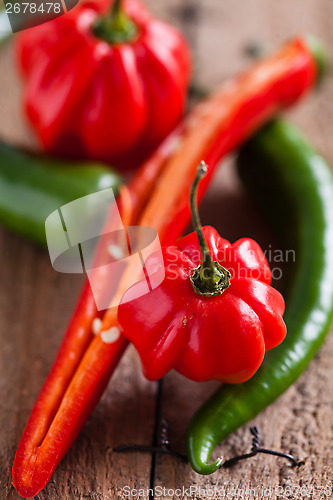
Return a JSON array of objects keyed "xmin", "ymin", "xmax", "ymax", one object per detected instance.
[
  {"xmin": 186, "ymin": 120, "xmax": 333, "ymax": 474},
  {"xmin": 0, "ymin": 141, "xmax": 122, "ymax": 246}
]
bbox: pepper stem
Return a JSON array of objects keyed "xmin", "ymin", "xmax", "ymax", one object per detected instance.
[
  {"xmin": 93, "ymin": 0, "xmax": 138, "ymax": 45},
  {"xmin": 111, "ymin": 0, "xmax": 122, "ymax": 17},
  {"xmin": 190, "ymin": 162, "xmax": 231, "ymax": 297}
]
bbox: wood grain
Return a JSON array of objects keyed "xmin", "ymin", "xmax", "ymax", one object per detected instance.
[{"xmin": 1, "ymin": 1, "xmax": 333, "ymax": 498}]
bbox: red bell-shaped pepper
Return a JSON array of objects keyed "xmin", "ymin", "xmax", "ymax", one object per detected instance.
[
  {"xmin": 16, "ymin": 0, "xmax": 191, "ymax": 169},
  {"xmin": 118, "ymin": 163, "xmax": 286, "ymax": 382}
]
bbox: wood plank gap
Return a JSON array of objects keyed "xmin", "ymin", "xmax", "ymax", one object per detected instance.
[{"xmin": 149, "ymin": 379, "xmax": 164, "ymax": 500}]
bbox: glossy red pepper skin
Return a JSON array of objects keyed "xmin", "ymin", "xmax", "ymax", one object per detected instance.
[
  {"xmin": 118, "ymin": 226, "xmax": 286, "ymax": 382},
  {"xmin": 16, "ymin": 0, "xmax": 191, "ymax": 169}
]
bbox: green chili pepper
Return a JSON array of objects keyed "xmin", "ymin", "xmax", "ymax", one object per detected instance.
[
  {"xmin": 186, "ymin": 120, "xmax": 333, "ymax": 474},
  {"xmin": 0, "ymin": 141, "xmax": 122, "ymax": 246}
]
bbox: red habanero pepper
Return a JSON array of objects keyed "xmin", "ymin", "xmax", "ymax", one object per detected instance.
[
  {"xmin": 16, "ymin": 0, "xmax": 191, "ymax": 169},
  {"xmin": 118, "ymin": 163, "xmax": 286, "ymax": 382},
  {"xmin": 13, "ymin": 37, "xmax": 321, "ymax": 498}
]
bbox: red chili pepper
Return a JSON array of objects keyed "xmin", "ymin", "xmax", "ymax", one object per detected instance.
[
  {"xmin": 13, "ymin": 37, "xmax": 320, "ymax": 498},
  {"xmin": 118, "ymin": 163, "xmax": 286, "ymax": 382},
  {"xmin": 16, "ymin": 0, "xmax": 191, "ymax": 169}
]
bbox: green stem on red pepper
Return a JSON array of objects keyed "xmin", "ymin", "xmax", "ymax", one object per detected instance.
[
  {"xmin": 93, "ymin": 0, "xmax": 138, "ymax": 44},
  {"xmin": 190, "ymin": 162, "xmax": 231, "ymax": 297}
]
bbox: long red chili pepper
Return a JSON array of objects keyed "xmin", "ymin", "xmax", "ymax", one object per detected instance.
[{"xmin": 13, "ymin": 37, "xmax": 320, "ymax": 498}]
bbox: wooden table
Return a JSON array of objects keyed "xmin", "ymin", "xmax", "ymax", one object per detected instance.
[{"xmin": 1, "ymin": 1, "xmax": 333, "ymax": 498}]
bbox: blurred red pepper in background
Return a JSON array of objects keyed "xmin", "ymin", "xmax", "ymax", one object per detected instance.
[{"xmin": 16, "ymin": 0, "xmax": 191, "ymax": 169}]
